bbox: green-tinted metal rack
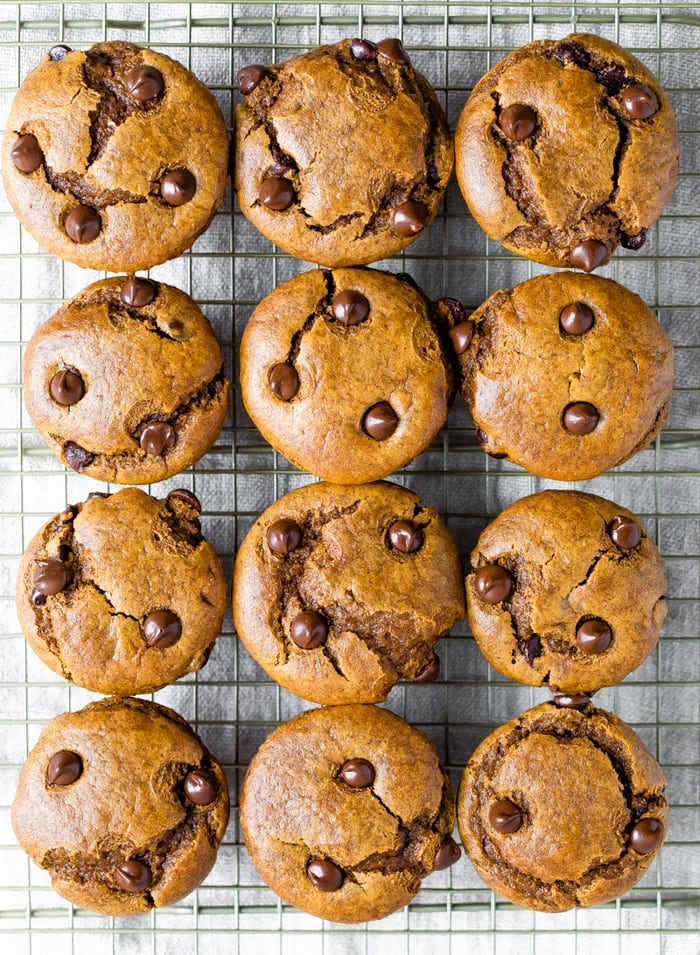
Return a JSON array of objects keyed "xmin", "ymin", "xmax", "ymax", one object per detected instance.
[{"xmin": 0, "ymin": 2, "xmax": 697, "ymax": 952}]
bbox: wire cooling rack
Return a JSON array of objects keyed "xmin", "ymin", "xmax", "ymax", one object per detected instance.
[{"xmin": 0, "ymin": 2, "xmax": 698, "ymax": 952}]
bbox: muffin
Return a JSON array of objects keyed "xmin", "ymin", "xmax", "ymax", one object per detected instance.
[
  {"xmin": 240, "ymin": 704, "xmax": 459, "ymax": 922},
  {"xmin": 3, "ymin": 41, "xmax": 229, "ymax": 272},
  {"xmin": 455, "ymin": 33, "xmax": 679, "ymax": 270},
  {"xmin": 12, "ymin": 697, "xmax": 230, "ymax": 916},
  {"xmin": 16, "ymin": 487, "xmax": 227, "ymax": 696},
  {"xmin": 234, "ymin": 38, "xmax": 453, "ymax": 266}
]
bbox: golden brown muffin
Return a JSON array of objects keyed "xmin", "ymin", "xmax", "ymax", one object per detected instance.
[
  {"xmin": 2, "ymin": 42, "xmax": 228, "ymax": 272},
  {"xmin": 12, "ymin": 697, "xmax": 230, "ymax": 916},
  {"xmin": 455, "ymin": 272, "xmax": 673, "ymax": 480},
  {"xmin": 16, "ymin": 488, "xmax": 227, "ymax": 695},
  {"xmin": 240, "ymin": 268, "xmax": 456, "ymax": 483},
  {"xmin": 466, "ymin": 490, "xmax": 667, "ymax": 693},
  {"xmin": 233, "ymin": 481, "xmax": 465, "ymax": 704},
  {"xmin": 457, "ymin": 701, "xmax": 668, "ymax": 911},
  {"xmin": 23, "ymin": 276, "xmax": 229, "ymax": 484},
  {"xmin": 240, "ymin": 704, "xmax": 459, "ymax": 922},
  {"xmin": 234, "ymin": 38, "xmax": 453, "ymax": 266},
  {"xmin": 455, "ymin": 33, "xmax": 679, "ymax": 270}
]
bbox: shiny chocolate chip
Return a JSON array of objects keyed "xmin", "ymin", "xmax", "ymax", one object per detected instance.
[
  {"xmin": 499, "ymin": 104, "xmax": 537, "ymax": 141},
  {"xmin": 306, "ymin": 859, "xmax": 344, "ymax": 892},
  {"xmin": 125, "ymin": 65, "xmax": 164, "ymax": 101},
  {"xmin": 363, "ymin": 401, "xmax": 398, "ymax": 439},
  {"xmin": 140, "ymin": 422, "xmax": 176, "ymax": 456},
  {"xmin": 64, "ymin": 441, "xmax": 93, "ymax": 471},
  {"xmin": 33, "ymin": 558, "xmax": 67, "ymax": 596},
  {"xmin": 596, "ymin": 64, "xmax": 627, "ymax": 95},
  {"xmin": 167, "ymin": 488, "xmax": 201, "ymax": 512},
  {"xmin": 236, "ymin": 64, "xmax": 268, "ymax": 95},
  {"xmin": 559, "ymin": 302, "xmax": 594, "ymax": 335},
  {"xmin": 49, "ymin": 369, "xmax": 85, "ymax": 406},
  {"xmin": 143, "ymin": 609, "xmax": 182, "ymax": 648},
  {"xmin": 47, "ymin": 750, "xmax": 82, "ymax": 786},
  {"xmin": 160, "ymin": 169, "xmax": 196, "ymax": 206},
  {"xmin": 388, "ymin": 519, "xmax": 423, "ymax": 554},
  {"xmin": 524, "ymin": 634, "xmax": 542, "ymax": 666},
  {"xmin": 414, "ymin": 654, "xmax": 440, "ymax": 683},
  {"xmin": 184, "ymin": 769, "xmax": 218, "ymax": 805},
  {"xmin": 609, "ymin": 515, "xmax": 642, "ymax": 550},
  {"xmin": 64, "ymin": 206, "xmax": 101, "ymax": 244},
  {"xmin": 434, "ymin": 836, "xmax": 461, "ymax": 870},
  {"xmin": 489, "ymin": 800, "xmax": 523, "ymax": 833},
  {"xmin": 562, "ymin": 402, "xmax": 599, "ymax": 435},
  {"xmin": 11, "ymin": 134, "xmax": 43, "ymax": 173},
  {"xmin": 115, "ymin": 860, "xmax": 152, "ymax": 892},
  {"xmin": 31, "ymin": 590, "xmax": 46, "ymax": 606},
  {"xmin": 621, "ymin": 229, "xmax": 647, "ymax": 251},
  {"xmin": 553, "ymin": 692, "xmax": 591, "ymax": 709},
  {"xmin": 476, "ymin": 429, "xmax": 507, "ymax": 458},
  {"xmin": 570, "ymin": 240, "xmax": 608, "ymax": 272},
  {"xmin": 552, "ymin": 42, "xmax": 590, "ymax": 69},
  {"xmin": 392, "ymin": 200, "xmax": 429, "ymax": 237},
  {"xmin": 290, "ymin": 611, "xmax": 328, "ymax": 649},
  {"xmin": 48, "ymin": 44, "xmax": 71, "ymax": 61},
  {"xmin": 449, "ymin": 321, "xmax": 475, "ymax": 354},
  {"xmin": 266, "ymin": 519, "xmax": 302, "ymax": 554},
  {"xmin": 576, "ymin": 618, "xmax": 612, "ymax": 654},
  {"xmin": 474, "ymin": 565, "xmax": 512, "ymax": 604},
  {"xmin": 121, "ymin": 275, "xmax": 157, "ymax": 307},
  {"xmin": 331, "ymin": 290, "xmax": 370, "ymax": 326},
  {"xmin": 339, "ymin": 758, "xmax": 375, "ymax": 788},
  {"xmin": 622, "ymin": 83, "xmax": 658, "ymax": 119},
  {"xmin": 259, "ymin": 177, "xmax": 295, "ymax": 210},
  {"xmin": 376, "ymin": 38, "xmax": 410, "ymax": 66},
  {"xmin": 630, "ymin": 818, "xmax": 663, "ymax": 854},
  {"xmin": 350, "ymin": 38, "xmax": 378, "ymax": 61},
  {"xmin": 269, "ymin": 362, "xmax": 299, "ymax": 400}
]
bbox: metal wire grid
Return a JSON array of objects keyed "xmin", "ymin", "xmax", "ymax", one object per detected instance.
[{"xmin": 0, "ymin": 1, "xmax": 697, "ymax": 951}]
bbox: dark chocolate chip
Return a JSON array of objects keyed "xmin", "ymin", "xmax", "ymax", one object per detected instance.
[
  {"xmin": 553, "ymin": 692, "xmax": 591, "ymax": 709},
  {"xmin": 388, "ymin": 519, "xmax": 423, "ymax": 554},
  {"xmin": 64, "ymin": 206, "xmax": 101, "ymax": 244},
  {"xmin": 562, "ymin": 402, "xmax": 599, "ymax": 435},
  {"xmin": 31, "ymin": 590, "xmax": 47, "ymax": 606},
  {"xmin": 121, "ymin": 276, "xmax": 157, "ymax": 307},
  {"xmin": 290, "ymin": 611, "xmax": 328, "ymax": 649},
  {"xmin": 609, "ymin": 515, "xmax": 642, "ymax": 550},
  {"xmin": 258, "ymin": 177, "xmax": 295, "ymax": 211},
  {"xmin": 48, "ymin": 45, "xmax": 71, "ymax": 61},
  {"xmin": 427, "ymin": 161, "xmax": 440, "ymax": 184},
  {"xmin": 413, "ymin": 654, "xmax": 440, "ymax": 683},
  {"xmin": 64, "ymin": 441, "xmax": 93, "ymax": 471},
  {"xmin": 266, "ymin": 519, "xmax": 302, "ymax": 555},
  {"xmin": 570, "ymin": 240, "xmax": 609, "ymax": 272},
  {"xmin": 433, "ymin": 836, "xmax": 461, "ymax": 870},
  {"xmin": 489, "ymin": 800, "xmax": 523, "ymax": 833},
  {"xmin": 499, "ymin": 104, "xmax": 537, "ymax": 141},
  {"xmin": 331, "ymin": 290, "xmax": 370, "ymax": 326},
  {"xmin": 87, "ymin": 491, "xmax": 111, "ymax": 500},
  {"xmin": 50, "ymin": 369, "xmax": 84, "ymax": 406},
  {"xmin": 630, "ymin": 818, "xmax": 663, "ymax": 854},
  {"xmin": 449, "ymin": 321, "xmax": 475, "ymax": 354},
  {"xmin": 167, "ymin": 489, "xmax": 201, "ymax": 512},
  {"xmin": 115, "ymin": 860, "xmax": 152, "ymax": 892},
  {"xmin": 524, "ymin": 634, "xmax": 542, "ymax": 666},
  {"xmin": 476, "ymin": 429, "xmax": 507, "ymax": 458},
  {"xmin": 33, "ymin": 558, "xmax": 67, "ymax": 596},
  {"xmin": 350, "ymin": 39, "xmax": 377, "ymax": 62},
  {"xmin": 621, "ymin": 228, "xmax": 647, "ymax": 251},
  {"xmin": 474, "ymin": 565, "xmax": 512, "ymax": 604},
  {"xmin": 392, "ymin": 200, "xmax": 429, "ymax": 237},
  {"xmin": 47, "ymin": 750, "xmax": 82, "ymax": 786},
  {"xmin": 596, "ymin": 64, "xmax": 628, "ymax": 95},
  {"xmin": 363, "ymin": 401, "xmax": 398, "ymax": 440},
  {"xmin": 306, "ymin": 859, "xmax": 344, "ymax": 892},
  {"xmin": 184, "ymin": 769, "xmax": 218, "ymax": 805},
  {"xmin": 236, "ymin": 64, "xmax": 268, "ymax": 95},
  {"xmin": 438, "ymin": 297, "xmax": 467, "ymax": 324},
  {"xmin": 339, "ymin": 758, "xmax": 375, "ymax": 788},
  {"xmin": 160, "ymin": 169, "xmax": 196, "ymax": 206},
  {"xmin": 125, "ymin": 65, "xmax": 164, "ymax": 101},
  {"xmin": 11, "ymin": 134, "xmax": 43, "ymax": 173},
  {"xmin": 139, "ymin": 421, "xmax": 176, "ymax": 456},
  {"xmin": 57, "ymin": 544, "xmax": 71, "ymax": 562},
  {"xmin": 552, "ymin": 42, "xmax": 590, "ymax": 69},
  {"xmin": 559, "ymin": 302, "xmax": 594, "ymax": 335},
  {"xmin": 269, "ymin": 362, "xmax": 299, "ymax": 400},
  {"xmin": 376, "ymin": 38, "xmax": 410, "ymax": 66},
  {"xmin": 622, "ymin": 83, "xmax": 658, "ymax": 119},
  {"xmin": 576, "ymin": 618, "xmax": 612, "ymax": 654},
  {"xmin": 143, "ymin": 609, "xmax": 182, "ymax": 648}
]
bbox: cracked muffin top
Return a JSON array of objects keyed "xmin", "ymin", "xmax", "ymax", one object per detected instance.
[
  {"xmin": 23, "ymin": 275, "xmax": 229, "ymax": 484},
  {"xmin": 240, "ymin": 704, "xmax": 459, "ymax": 922},
  {"xmin": 2, "ymin": 41, "xmax": 228, "ymax": 272},
  {"xmin": 465, "ymin": 490, "xmax": 667, "ymax": 694},
  {"xmin": 455, "ymin": 271, "xmax": 674, "ymax": 480},
  {"xmin": 457, "ymin": 701, "xmax": 667, "ymax": 911},
  {"xmin": 454, "ymin": 33, "xmax": 679, "ymax": 270},
  {"xmin": 240, "ymin": 267, "xmax": 456, "ymax": 483},
  {"xmin": 232, "ymin": 481, "xmax": 465, "ymax": 704},
  {"xmin": 16, "ymin": 487, "xmax": 227, "ymax": 696},
  {"xmin": 234, "ymin": 37, "xmax": 453, "ymax": 266},
  {"xmin": 12, "ymin": 696, "xmax": 230, "ymax": 916}
]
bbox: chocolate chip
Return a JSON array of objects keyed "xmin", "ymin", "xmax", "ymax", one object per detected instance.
[
  {"xmin": 363, "ymin": 401, "xmax": 398, "ymax": 439},
  {"xmin": 562, "ymin": 402, "xmax": 599, "ymax": 435},
  {"xmin": 413, "ymin": 654, "xmax": 440, "ymax": 683},
  {"xmin": 125, "ymin": 65, "xmax": 164, "ymax": 101},
  {"xmin": 236, "ymin": 64, "xmax": 268, "ymax": 95},
  {"xmin": 350, "ymin": 38, "xmax": 378, "ymax": 61},
  {"xmin": 339, "ymin": 758, "xmax": 375, "ymax": 788},
  {"xmin": 33, "ymin": 558, "xmax": 67, "ymax": 596},
  {"xmin": 499, "ymin": 104, "xmax": 537, "ymax": 141},
  {"xmin": 630, "ymin": 818, "xmax": 663, "ymax": 854},
  {"xmin": 388, "ymin": 519, "xmax": 423, "ymax": 554},
  {"xmin": 167, "ymin": 489, "xmax": 201, "ymax": 512},
  {"xmin": 57, "ymin": 544, "xmax": 71, "ymax": 562},
  {"xmin": 438, "ymin": 297, "xmax": 467, "ymax": 324},
  {"xmin": 49, "ymin": 369, "xmax": 84, "ymax": 406},
  {"xmin": 552, "ymin": 42, "xmax": 590, "ymax": 69},
  {"xmin": 433, "ymin": 836, "xmax": 461, "ymax": 870},
  {"xmin": 11, "ymin": 134, "xmax": 43, "ymax": 173},
  {"xmin": 449, "ymin": 321, "xmax": 475, "ymax": 354},
  {"xmin": 474, "ymin": 565, "xmax": 512, "ymax": 604},
  {"xmin": 476, "ymin": 429, "xmax": 507, "ymax": 458},
  {"xmin": 596, "ymin": 64, "xmax": 628, "ymax": 95},
  {"xmin": 427, "ymin": 161, "xmax": 440, "ymax": 184},
  {"xmin": 621, "ymin": 228, "xmax": 647, "ymax": 251},
  {"xmin": 609, "ymin": 515, "xmax": 642, "ymax": 550},
  {"xmin": 524, "ymin": 634, "xmax": 542, "ymax": 666},
  {"xmin": 570, "ymin": 240, "xmax": 609, "ymax": 272},
  {"xmin": 139, "ymin": 421, "xmax": 176, "ymax": 456},
  {"xmin": 376, "ymin": 38, "xmax": 410, "ymax": 66},
  {"xmin": 46, "ymin": 750, "xmax": 82, "ymax": 786},
  {"xmin": 331, "ymin": 290, "xmax": 370, "ymax": 326},
  {"xmin": 269, "ymin": 362, "xmax": 299, "ymax": 400},
  {"xmin": 306, "ymin": 859, "xmax": 344, "ymax": 892},
  {"xmin": 559, "ymin": 302, "xmax": 594, "ymax": 335},
  {"xmin": 184, "ymin": 769, "xmax": 218, "ymax": 805},
  {"xmin": 553, "ymin": 692, "xmax": 591, "ymax": 709},
  {"xmin": 622, "ymin": 83, "xmax": 658, "ymax": 119},
  {"xmin": 121, "ymin": 276, "xmax": 157, "ymax": 307},
  {"xmin": 266, "ymin": 519, "xmax": 302, "ymax": 554},
  {"xmin": 143, "ymin": 609, "xmax": 182, "ymax": 648},
  {"xmin": 31, "ymin": 590, "xmax": 47, "ymax": 606},
  {"xmin": 48, "ymin": 45, "xmax": 71, "ymax": 61},
  {"xmin": 114, "ymin": 860, "xmax": 151, "ymax": 892},
  {"xmin": 87, "ymin": 491, "xmax": 111, "ymax": 500},
  {"xmin": 258, "ymin": 177, "xmax": 295, "ymax": 211},
  {"xmin": 64, "ymin": 441, "xmax": 93, "ymax": 471},
  {"xmin": 160, "ymin": 169, "xmax": 196, "ymax": 206},
  {"xmin": 489, "ymin": 800, "xmax": 523, "ymax": 833},
  {"xmin": 392, "ymin": 200, "xmax": 429, "ymax": 237},
  {"xmin": 576, "ymin": 618, "xmax": 612, "ymax": 654},
  {"xmin": 64, "ymin": 206, "xmax": 101, "ymax": 244},
  {"xmin": 290, "ymin": 611, "xmax": 328, "ymax": 649}
]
